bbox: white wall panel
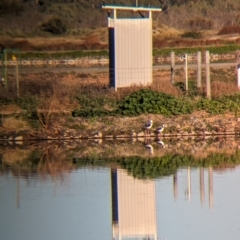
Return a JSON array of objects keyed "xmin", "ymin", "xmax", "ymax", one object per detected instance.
[{"xmin": 114, "ymin": 19, "xmax": 152, "ymax": 88}]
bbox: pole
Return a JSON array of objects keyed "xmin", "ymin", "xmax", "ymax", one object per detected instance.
[
  {"xmin": 185, "ymin": 53, "xmax": 188, "ymax": 92},
  {"xmin": 197, "ymin": 51, "xmax": 201, "ymax": 88},
  {"xmin": 16, "ymin": 59, "xmax": 19, "ymax": 98},
  {"xmin": 12, "ymin": 55, "xmax": 19, "ymax": 97},
  {"xmin": 238, "ymin": 64, "xmax": 240, "ymax": 89},
  {"xmin": 4, "ymin": 49, "xmax": 7, "ymax": 89},
  {"xmin": 170, "ymin": 51, "xmax": 175, "ymax": 84},
  {"xmin": 205, "ymin": 51, "xmax": 211, "ymax": 99},
  {"xmin": 237, "ymin": 51, "xmax": 240, "ymax": 89}
]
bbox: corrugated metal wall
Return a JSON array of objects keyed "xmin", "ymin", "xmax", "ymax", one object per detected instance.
[{"xmin": 114, "ymin": 18, "xmax": 152, "ymax": 88}]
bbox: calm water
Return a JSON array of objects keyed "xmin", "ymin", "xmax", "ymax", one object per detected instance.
[{"xmin": 1, "ymin": 147, "xmax": 240, "ymax": 240}]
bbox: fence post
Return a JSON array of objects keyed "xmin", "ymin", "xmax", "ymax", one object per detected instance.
[
  {"xmin": 238, "ymin": 64, "xmax": 240, "ymax": 89},
  {"xmin": 236, "ymin": 51, "xmax": 240, "ymax": 89},
  {"xmin": 205, "ymin": 51, "xmax": 211, "ymax": 99},
  {"xmin": 3, "ymin": 49, "xmax": 7, "ymax": 89},
  {"xmin": 197, "ymin": 51, "xmax": 201, "ymax": 88},
  {"xmin": 185, "ymin": 53, "xmax": 188, "ymax": 92},
  {"xmin": 170, "ymin": 51, "xmax": 175, "ymax": 84},
  {"xmin": 16, "ymin": 58, "xmax": 19, "ymax": 98},
  {"xmin": 12, "ymin": 54, "xmax": 19, "ymax": 97}
]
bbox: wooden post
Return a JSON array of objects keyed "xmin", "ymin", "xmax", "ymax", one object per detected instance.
[
  {"xmin": 205, "ymin": 51, "xmax": 211, "ymax": 99},
  {"xmin": 238, "ymin": 64, "xmax": 240, "ymax": 89},
  {"xmin": 12, "ymin": 55, "xmax": 19, "ymax": 97},
  {"xmin": 16, "ymin": 60, "xmax": 19, "ymax": 98},
  {"xmin": 197, "ymin": 51, "xmax": 201, "ymax": 88},
  {"xmin": 170, "ymin": 51, "xmax": 175, "ymax": 84},
  {"xmin": 236, "ymin": 51, "xmax": 240, "ymax": 89},
  {"xmin": 3, "ymin": 49, "xmax": 7, "ymax": 89},
  {"xmin": 185, "ymin": 53, "xmax": 188, "ymax": 92}
]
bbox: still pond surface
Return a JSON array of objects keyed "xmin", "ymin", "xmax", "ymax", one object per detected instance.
[{"xmin": 1, "ymin": 147, "xmax": 240, "ymax": 240}]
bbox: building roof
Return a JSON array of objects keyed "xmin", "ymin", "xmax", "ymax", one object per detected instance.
[{"xmin": 102, "ymin": 4, "xmax": 162, "ymax": 12}]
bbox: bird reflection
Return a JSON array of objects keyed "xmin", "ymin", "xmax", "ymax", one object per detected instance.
[
  {"xmin": 144, "ymin": 142, "xmax": 154, "ymax": 155},
  {"xmin": 157, "ymin": 139, "xmax": 165, "ymax": 148}
]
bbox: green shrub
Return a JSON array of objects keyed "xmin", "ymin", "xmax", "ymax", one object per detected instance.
[
  {"xmin": 116, "ymin": 89, "xmax": 194, "ymax": 116},
  {"xmin": 72, "ymin": 94, "xmax": 116, "ymax": 117},
  {"xmin": 16, "ymin": 95, "xmax": 39, "ymax": 120},
  {"xmin": 181, "ymin": 31, "xmax": 202, "ymax": 39},
  {"xmin": 196, "ymin": 94, "xmax": 240, "ymax": 114},
  {"xmin": 38, "ymin": 17, "xmax": 67, "ymax": 35},
  {"xmin": 72, "ymin": 89, "xmax": 240, "ymax": 118}
]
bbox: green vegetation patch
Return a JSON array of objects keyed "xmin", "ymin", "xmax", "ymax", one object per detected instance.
[
  {"xmin": 21, "ymin": 50, "xmax": 108, "ymax": 60},
  {"xmin": 153, "ymin": 44, "xmax": 240, "ymax": 57},
  {"xmin": 196, "ymin": 94, "xmax": 240, "ymax": 115},
  {"xmin": 181, "ymin": 31, "xmax": 203, "ymax": 39},
  {"xmin": 116, "ymin": 89, "xmax": 193, "ymax": 116},
  {"xmin": 72, "ymin": 89, "xmax": 194, "ymax": 117},
  {"xmin": 72, "ymin": 89, "xmax": 240, "ymax": 118}
]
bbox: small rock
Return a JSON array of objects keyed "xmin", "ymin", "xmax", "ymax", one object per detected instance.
[
  {"xmin": 14, "ymin": 135, "xmax": 23, "ymax": 141},
  {"xmin": 137, "ymin": 132, "xmax": 145, "ymax": 138}
]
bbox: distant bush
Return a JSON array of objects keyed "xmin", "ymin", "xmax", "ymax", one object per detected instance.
[
  {"xmin": 38, "ymin": 17, "xmax": 67, "ymax": 35},
  {"xmin": 181, "ymin": 31, "xmax": 202, "ymax": 39}
]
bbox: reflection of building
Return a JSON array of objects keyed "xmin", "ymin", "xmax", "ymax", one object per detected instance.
[{"xmin": 111, "ymin": 168, "xmax": 157, "ymax": 240}]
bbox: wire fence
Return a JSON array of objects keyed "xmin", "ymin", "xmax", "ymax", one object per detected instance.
[{"xmin": 0, "ymin": 51, "xmax": 238, "ymax": 99}]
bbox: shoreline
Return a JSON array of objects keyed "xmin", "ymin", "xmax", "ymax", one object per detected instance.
[{"xmin": 1, "ymin": 112, "xmax": 240, "ymax": 142}]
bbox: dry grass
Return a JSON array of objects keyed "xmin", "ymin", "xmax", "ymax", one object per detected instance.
[
  {"xmin": 3, "ymin": 66, "xmax": 240, "ymax": 101},
  {"xmin": 152, "ymin": 23, "xmax": 182, "ymax": 40},
  {"xmin": 211, "ymin": 81, "xmax": 239, "ymax": 98},
  {"xmin": 1, "ymin": 117, "xmax": 31, "ymax": 130}
]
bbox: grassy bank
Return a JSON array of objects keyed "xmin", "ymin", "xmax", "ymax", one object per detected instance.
[{"xmin": 0, "ymin": 66, "xmax": 239, "ymax": 134}]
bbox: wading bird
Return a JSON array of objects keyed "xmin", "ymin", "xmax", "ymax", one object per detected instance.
[
  {"xmin": 144, "ymin": 119, "xmax": 153, "ymax": 136},
  {"xmin": 156, "ymin": 124, "xmax": 165, "ymax": 135}
]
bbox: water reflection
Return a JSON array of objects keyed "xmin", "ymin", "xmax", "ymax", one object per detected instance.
[
  {"xmin": 1, "ymin": 139, "xmax": 240, "ymax": 240},
  {"xmin": 173, "ymin": 166, "xmax": 214, "ymax": 208},
  {"xmin": 111, "ymin": 168, "xmax": 157, "ymax": 240}
]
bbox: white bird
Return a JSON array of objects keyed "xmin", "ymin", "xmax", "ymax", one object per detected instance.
[
  {"xmin": 156, "ymin": 124, "xmax": 165, "ymax": 135},
  {"xmin": 145, "ymin": 119, "xmax": 153, "ymax": 135}
]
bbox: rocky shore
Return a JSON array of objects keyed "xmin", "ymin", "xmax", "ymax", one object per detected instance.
[{"xmin": 1, "ymin": 111, "xmax": 240, "ymax": 143}]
